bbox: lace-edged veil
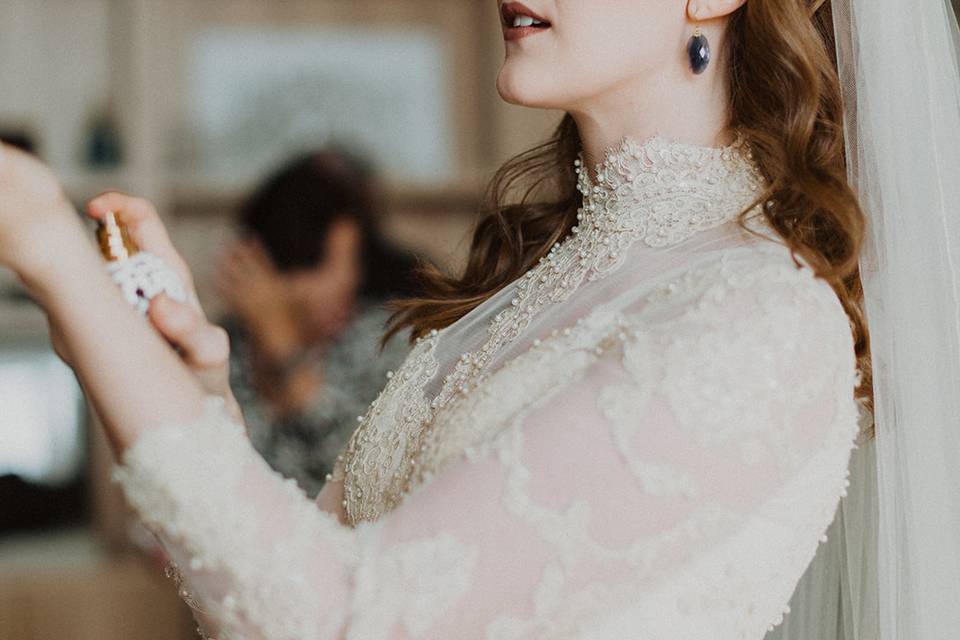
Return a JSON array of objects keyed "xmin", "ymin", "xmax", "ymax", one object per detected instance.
[{"xmin": 772, "ymin": 1, "xmax": 960, "ymax": 638}]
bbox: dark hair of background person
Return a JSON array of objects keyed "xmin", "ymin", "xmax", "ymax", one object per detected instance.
[{"xmin": 238, "ymin": 147, "xmax": 419, "ymax": 300}]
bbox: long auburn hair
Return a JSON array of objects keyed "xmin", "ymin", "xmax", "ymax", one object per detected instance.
[{"xmin": 388, "ymin": 0, "xmax": 874, "ymax": 422}]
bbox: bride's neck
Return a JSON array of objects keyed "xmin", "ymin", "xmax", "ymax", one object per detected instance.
[{"xmin": 570, "ymin": 68, "xmax": 734, "ymax": 173}]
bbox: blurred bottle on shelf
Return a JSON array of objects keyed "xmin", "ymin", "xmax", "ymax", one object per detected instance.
[{"xmin": 84, "ymin": 109, "xmax": 123, "ymax": 169}]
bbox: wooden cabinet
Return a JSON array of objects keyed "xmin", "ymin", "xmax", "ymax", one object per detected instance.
[{"xmin": 0, "ymin": 535, "xmax": 195, "ymax": 640}]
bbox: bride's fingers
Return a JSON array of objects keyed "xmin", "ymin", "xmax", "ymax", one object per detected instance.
[
  {"xmin": 148, "ymin": 294, "xmax": 230, "ymax": 371},
  {"xmin": 86, "ymin": 192, "xmax": 196, "ymax": 294},
  {"xmin": 87, "ymin": 192, "xmax": 167, "ymax": 245}
]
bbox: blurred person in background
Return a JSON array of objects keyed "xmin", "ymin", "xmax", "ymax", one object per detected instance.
[{"xmin": 218, "ymin": 149, "xmax": 415, "ymax": 497}]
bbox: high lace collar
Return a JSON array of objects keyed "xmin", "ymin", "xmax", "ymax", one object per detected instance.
[{"xmin": 573, "ymin": 133, "xmax": 765, "ymax": 249}]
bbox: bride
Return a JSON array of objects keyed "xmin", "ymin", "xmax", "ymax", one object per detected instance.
[{"xmin": 0, "ymin": 0, "xmax": 957, "ymax": 638}]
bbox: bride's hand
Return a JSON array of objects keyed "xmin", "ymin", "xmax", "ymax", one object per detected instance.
[
  {"xmin": 80, "ymin": 192, "xmax": 242, "ymax": 421},
  {"xmin": 0, "ymin": 146, "xmax": 241, "ymax": 421}
]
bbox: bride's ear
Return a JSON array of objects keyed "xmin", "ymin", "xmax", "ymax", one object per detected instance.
[{"xmin": 687, "ymin": 0, "xmax": 747, "ymax": 21}]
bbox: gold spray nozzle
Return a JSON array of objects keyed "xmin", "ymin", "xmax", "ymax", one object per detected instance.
[{"xmin": 96, "ymin": 211, "xmax": 138, "ymax": 262}]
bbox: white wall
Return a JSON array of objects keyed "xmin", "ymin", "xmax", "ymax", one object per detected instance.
[{"xmin": 0, "ymin": 0, "xmax": 112, "ymax": 172}]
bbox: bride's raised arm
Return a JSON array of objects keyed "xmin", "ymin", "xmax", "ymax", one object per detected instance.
[
  {"xmin": 0, "ymin": 144, "xmax": 860, "ymax": 638},
  {"xmin": 115, "ymin": 253, "xmax": 859, "ymax": 638},
  {"xmin": 0, "ymin": 145, "xmax": 221, "ymax": 455}
]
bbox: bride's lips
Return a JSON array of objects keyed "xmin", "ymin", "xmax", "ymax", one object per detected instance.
[{"xmin": 500, "ymin": 2, "xmax": 552, "ymax": 42}]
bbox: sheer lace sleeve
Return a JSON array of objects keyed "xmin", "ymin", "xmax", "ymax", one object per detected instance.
[{"xmin": 112, "ymin": 258, "xmax": 861, "ymax": 639}]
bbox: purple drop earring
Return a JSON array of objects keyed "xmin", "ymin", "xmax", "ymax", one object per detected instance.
[{"xmin": 688, "ymin": 26, "xmax": 711, "ymax": 75}]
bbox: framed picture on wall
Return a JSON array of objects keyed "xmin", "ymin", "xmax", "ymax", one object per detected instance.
[{"xmin": 185, "ymin": 26, "xmax": 455, "ymax": 187}]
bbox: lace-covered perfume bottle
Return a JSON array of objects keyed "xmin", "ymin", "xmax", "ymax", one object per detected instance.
[{"xmin": 97, "ymin": 211, "xmax": 187, "ymax": 314}]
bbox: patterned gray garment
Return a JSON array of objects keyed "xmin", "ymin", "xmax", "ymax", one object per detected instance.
[{"xmin": 227, "ymin": 300, "xmax": 409, "ymax": 498}]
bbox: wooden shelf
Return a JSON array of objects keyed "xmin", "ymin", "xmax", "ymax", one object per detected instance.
[
  {"xmin": 61, "ymin": 168, "xmax": 149, "ymax": 203},
  {"xmin": 60, "ymin": 169, "xmax": 487, "ymax": 217},
  {"xmin": 0, "ymin": 530, "xmax": 194, "ymax": 640}
]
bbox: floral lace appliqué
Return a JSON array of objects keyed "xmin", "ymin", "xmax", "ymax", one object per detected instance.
[{"xmin": 338, "ymin": 134, "xmax": 767, "ymax": 526}]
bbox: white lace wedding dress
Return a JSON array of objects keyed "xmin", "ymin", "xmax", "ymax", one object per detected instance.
[{"xmin": 113, "ymin": 135, "xmax": 862, "ymax": 640}]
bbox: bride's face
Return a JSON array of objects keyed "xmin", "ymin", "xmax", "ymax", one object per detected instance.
[{"xmin": 496, "ymin": 0, "xmax": 689, "ymax": 110}]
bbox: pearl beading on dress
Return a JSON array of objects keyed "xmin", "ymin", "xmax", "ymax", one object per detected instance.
[
  {"xmin": 332, "ymin": 133, "xmax": 767, "ymax": 526},
  {"xmin": 111, "ymin": 131, "xmax": 864, "ymax": 639}
]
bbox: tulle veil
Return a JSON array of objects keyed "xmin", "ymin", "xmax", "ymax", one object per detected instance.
[{"xmin": 770, "ymin": 1, "xmax": 960, "ymax": 638}]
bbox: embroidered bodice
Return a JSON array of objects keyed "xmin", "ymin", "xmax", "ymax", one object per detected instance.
[
  {"xmin": 329, "ymin": 135, "xmax": 769, "ymax": 526},
  {"xmin": 112, "ymin": 134, "xmax": 862, "ymax": 639}
]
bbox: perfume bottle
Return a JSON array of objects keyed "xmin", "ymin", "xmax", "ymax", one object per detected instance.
[{"xmin": 97, "ymin": 211, "xmax": 188, "ymax": 315}]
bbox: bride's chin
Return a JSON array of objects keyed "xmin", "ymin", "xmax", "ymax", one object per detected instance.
[{"xmin": 496, "ymin": 68, "xmax": 557, "ymax": 109}]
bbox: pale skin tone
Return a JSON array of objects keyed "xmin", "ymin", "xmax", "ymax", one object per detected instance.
[
  {"xmin": 0, "ymin": 0, "xmax": 744, "ymax": 522},
  {"xmin": 496, "ymin": 0, "xmax": 746, "ymax": 166}
]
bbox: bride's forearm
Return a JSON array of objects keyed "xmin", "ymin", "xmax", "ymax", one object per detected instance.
[{"xmin": 28, "ymin": 232, "xmax": 209, "ymax": 457}]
